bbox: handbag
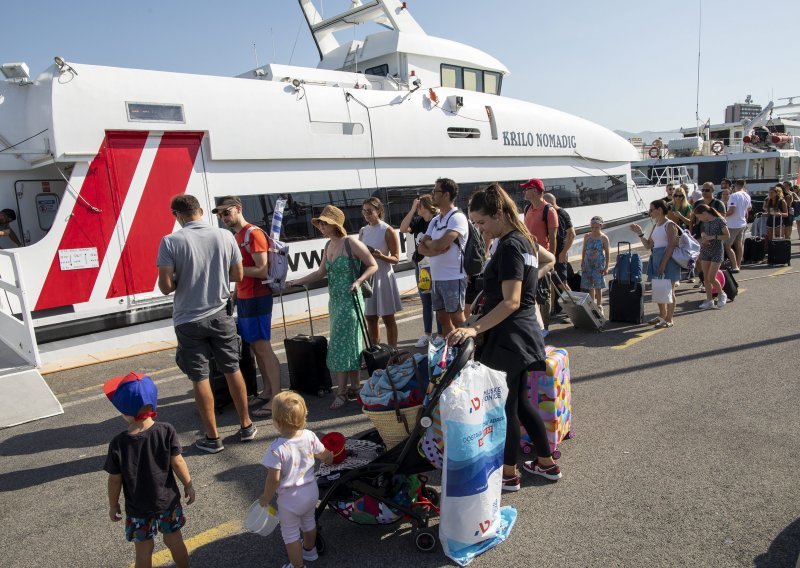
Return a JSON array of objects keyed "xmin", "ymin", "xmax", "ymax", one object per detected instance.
[
  {"xmin": 343, "ymin": 238, "xmax": 373, "ymax": 298},
  {"xmin": 353, "ymin": 292, "xmax": 395, "ymax": 376},
  {"xmin": 417, "ymin": 266, "xmax": 431, "ymax": 292},
  {"xmin": 651, "ymin": 277, "xmax": 674, "ymax": 304}
]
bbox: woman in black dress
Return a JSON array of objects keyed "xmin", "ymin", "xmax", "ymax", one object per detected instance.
[{"xmin": 447, "ymin": 183, "xmax": 560, "ymax": 491}]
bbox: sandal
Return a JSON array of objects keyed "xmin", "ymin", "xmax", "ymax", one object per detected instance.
[
  {"xmin": 252, "ymin": 405, "xmax": 273, "ymax": 418},
  {"xmin": 249, "ymin": 394, "xmax": 271, "ymax": 407},
  {"xmin": 647, "ymin": 317, "xmax": 664, "ymax": 325},
  {"xmin": 346, "ymin": 388, "xmax": 359, "ymax": 402},
  {"xmin": 329, "ymin": 394, "xmax": 348, "ymax": 410},
  {"xmin": 655, "ymin": 321, "xmax": 674, "ymax": 329}
]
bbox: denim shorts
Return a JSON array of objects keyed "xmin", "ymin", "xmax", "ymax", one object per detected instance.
[
  {"xmin": 175, "ymin": 308, "xmax": 241, "ymax": 382},
  {"xmin": 430, "ymin": 278, "xmax": 466, "ymax": 313},
  {"xmin": 125, "ymin": 504, "xmax": 185, "ymax": 542}
]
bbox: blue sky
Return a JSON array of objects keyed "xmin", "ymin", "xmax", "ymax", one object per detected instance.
[{"xmin": 3, "ymin": 0, "xmax": 799, "ymax": 132}]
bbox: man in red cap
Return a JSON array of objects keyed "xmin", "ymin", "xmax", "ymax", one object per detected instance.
[{"xmin": 522, "ymin": 179, "xmax": 558, "ymax": 331}]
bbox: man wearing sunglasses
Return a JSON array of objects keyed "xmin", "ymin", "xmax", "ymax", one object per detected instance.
[{"xmin": 157, "ymin": 194, "xmax": 256, "ymax": 454}]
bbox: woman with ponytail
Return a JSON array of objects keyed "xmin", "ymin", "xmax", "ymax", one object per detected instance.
[{"xmin": 447, "ymin": 183, "xmax": 561, "ymax": 490}]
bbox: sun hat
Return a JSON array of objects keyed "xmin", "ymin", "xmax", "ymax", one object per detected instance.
[
  {"xmin": 311, "ymin": 205, "xmax": 346, "ymax": 236},
  {"xmin": 211, "ymin": 196, "xmax": 242, "ymax": 214},
  {"xmin": 590, "ymin": 216, "xmax": 604, "ymax": 225},
  {"xmin": 103, "ymin": 373, "xmax": 158, "ymax": 420},
  {"xmin": 520, "ymin": 178, "xmax": 545, "ymax": 192}
]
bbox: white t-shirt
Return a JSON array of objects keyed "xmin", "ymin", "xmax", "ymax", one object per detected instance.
[
  {"xmin": 262, "ymin": 430, "xmax": 325, "ymax": 493},
  {"xmin": 425, "ymin": 208, "xmax": 468, "ymax": 281},
  {"xmin": 727, "ymin": 191, "xmax": 751, "ymax": 229},
  {"xmin": 688, "ymin": 184, "xmax": 703, "ymax": 204}
]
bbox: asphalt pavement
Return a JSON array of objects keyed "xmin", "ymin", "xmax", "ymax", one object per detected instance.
[{"xmin": 1, "ymin": 242, "xmax": 799, "ymax": 568}]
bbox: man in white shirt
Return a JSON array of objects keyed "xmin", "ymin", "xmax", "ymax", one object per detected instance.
[
  {"xmin": 724, "ymin": 179, "xmax": 751, "ymax": 272},
  {"xmin": 417, "ymin": 177, "xmax": 468, "ymax": 335}
]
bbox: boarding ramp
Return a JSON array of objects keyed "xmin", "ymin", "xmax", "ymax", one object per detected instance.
[{"xmin": 0, "ymin": 250, "xmax": 62, "ymax": 428}]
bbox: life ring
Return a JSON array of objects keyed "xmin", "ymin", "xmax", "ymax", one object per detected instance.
[
  {"xmin": 711, "ymin": 140, "xmax": 724, "ymax": 155},
  {"xmin": 648, "ymin": 146, "xmax": 660, "ymax": 159}
]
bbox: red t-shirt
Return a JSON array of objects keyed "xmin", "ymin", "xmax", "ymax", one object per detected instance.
[
  {"xmin": 524, "ymin": 203, "xmax": 558, "ymax": 250},
  {"xmin": 235, "ymin": 224, "xmax": 272, "ymax": 299}
]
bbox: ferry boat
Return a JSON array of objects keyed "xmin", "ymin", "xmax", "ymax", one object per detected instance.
[
  {"xmin": 632, "ymin": 97, "xmax": 800, "ymax": 197},
  {"xmin": 0, "ymin": 0, "xmax": 662, "ymax": 423}
]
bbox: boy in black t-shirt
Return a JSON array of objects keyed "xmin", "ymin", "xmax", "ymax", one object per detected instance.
[{"xmin": 103, "ymin": 373, "xmax": 195, "ymax": 568}]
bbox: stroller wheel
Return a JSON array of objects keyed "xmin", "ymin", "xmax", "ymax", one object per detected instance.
[
  {"xmin": 415, "ymin": 528, "xmax": 438, "ymax": 553},
  {"xmin": 315, "ymin": 532, "xmax": 326, "ymax": 556}
]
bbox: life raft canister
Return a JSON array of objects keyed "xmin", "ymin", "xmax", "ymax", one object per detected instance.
[
  {"xmin": 648, "ymin": 146, "xmax": 660, "ymax": 158},
  {"xmin": 711, "ymin": 140, "xmax": 724, "ymax": 155}
]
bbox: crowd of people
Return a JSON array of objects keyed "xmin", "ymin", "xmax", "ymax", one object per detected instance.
[{"xmin": 106, "ymin": 176, "xmax": 795, "ymax": 567}]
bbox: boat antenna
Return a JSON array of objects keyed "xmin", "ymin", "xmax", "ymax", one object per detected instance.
[
  {"xmin": 288, "ymin": 22, "xmax": 303, "ymax": 65},
  {"xmin": 694, "ymin": 0, "xmax": 702, "ymax": 136},
  {"xmin": 253, "ymin": 43, "xmax": 260, "ymax": 69}
]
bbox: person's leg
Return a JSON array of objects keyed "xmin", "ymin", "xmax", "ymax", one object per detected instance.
[
  {"xmin": 365, "ymin": 314, "xmax": 380, "ymax": 346},
  {"xmin": 724, "ymin": 240, "xmax": 737, "ymax": 270},
  {"xmin": 733, "ymin": 230, "xmax": 745, "ymax": 270},
  {"xmin": 701, "ymin": 261, "xmax": 714, "ymax": 302},
  {"xmin": 162, "ymin": 531, "xmax": 189, "ymax": 568},
  {"xmin": 515, "ymin": 368, "xmax": 555, "ymax": 466},
  {"xmin": 210, "ymin": 313, "xmax": 253, "ymax": 429},
  {"xmin": 502, "ymin": 369, "xmax": 522, "ymax": 477},
  {"xmin": 223, "ymin": 370, "xmax": 253, "ymax": 428},
  {"xmin": 347, "ymin": 370, "xmax": 361, "ymax": 393},
  {"xmin": 250, "ymin": 338, "xmax": 281, "ymax": 411},
  {"xmin": 436, "ymin": 309, "xmax": 455, "ymax": 336},
  {"xmin": 133, "ymin": 538, "xmax": 155, "ymax": 568},
  {"xmin": 382, "ymin": 314, "xmax": 398, "ymax": 347},
  {"xmin": 331, "ymin": 371, "xmax": 348, "ymax": 409},
  {"xmin": 706, "ymin": 262, "xmax": 721, "ymax": 300},
  {"xmin": 192, "ymin": 379, "xmax": 218, "ymax": 439},
  {"xmin": 444, "ymin": 277, "xmax": 466, "ymax": 330},
  {"xmin": 285, "ymin": 541, "xmax": 304, "ymax": 568},
  {"xmin": 665, "ymin": 283, "xmax": 676, "ymax": 322},
  {"xmin": 420, "ymin": 292, "xmax": 433, "ymax": 335}
]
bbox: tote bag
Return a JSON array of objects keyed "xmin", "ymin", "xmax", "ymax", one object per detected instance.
[{"xmin": 651, "ymin": 277, "xmax": 674, "ymax": 304}]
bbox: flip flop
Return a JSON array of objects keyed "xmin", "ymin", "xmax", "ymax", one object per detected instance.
[
  {"xmin": 330, "ymin": 394, "xmax": 348, "ymax": 410},
  {"xmin": 252, "ymin": 405, "xmax": 273, "ymax": 418},
  {"xmin": 249, "ymin": 394, "xmax": 271, "ymax": 407},
  {"xmin": 346, "ymin": 388, "xmax": 359, "ymax": 402}
]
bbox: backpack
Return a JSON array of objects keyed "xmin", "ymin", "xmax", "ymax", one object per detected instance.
[
  {"xmin": 242, "ymin": 225, "xmax": 290, "ymax": 291},
  {"xmin": 669, "ymin": 222, "xmax": 701, "ymax": 269},
  {"xmin": 453, "ymin": 210, "xmax": 485, "ymax": 276}
]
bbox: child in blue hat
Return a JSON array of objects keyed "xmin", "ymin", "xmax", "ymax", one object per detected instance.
[{"xmin": 103, "ymin": 373, "xmax": 195, "ymax": 568}]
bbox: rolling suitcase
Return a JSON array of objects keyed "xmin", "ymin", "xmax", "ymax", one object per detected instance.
[
  {"xmin": 353, "ymin": 293, "xmax": 395, "ymax": 376},
  {"xmin": 742, "ymin": 236, "xmax": 765, "ymax": 264},
  {"xmin": 767, "ymin": 213, "xmax": 791, "ymax": 267},
  {"xmin": 552, "ymin": 272, "xmax": 605, "ymax": 331},
  {"xmin": 720, "ymin": 267, "xmax": 738, "ymax": 302},
  {"xmin": 280, "ymin": 286, "xmax": 333, "ymax": 397},
  {"xmin": 520, "ymin": 346, "xmax": 573, "ymax": 460},
  {"xmin": 210, "ymin": 337, "xmax": 259, "ymax": 413},
  {"xmin": 608, "ymin": 279, "xmax": 644, "ymax": 324}
]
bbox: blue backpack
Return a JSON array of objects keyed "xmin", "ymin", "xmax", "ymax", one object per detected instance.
[{"xmin": 613, "ymin": 241, "xmax": 642, "ymax": 284}]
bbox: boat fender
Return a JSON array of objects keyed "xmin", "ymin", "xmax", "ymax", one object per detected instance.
[
  {"xmin": 648, "ymin": 146, "xmax": 660, "ymax": 158},
  {"xmin": 428, "ymin": 88, "xmax": 439, "ymax": 104},
  {"xmin": 711, "ymin": 140, "xmax": 724, "ymax": 155}
]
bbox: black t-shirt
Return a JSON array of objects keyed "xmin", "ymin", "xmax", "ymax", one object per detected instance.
[
  {"xmin": 104, "ymin": 422, "xmax": 182, "ymax": 517},
  {"xmin": 409, "ymin": 215, "xmax": 430, "ymax": 264},
  {"xmin": 477, "ymin": 230, "xmax": 545, "ymax": 376}
]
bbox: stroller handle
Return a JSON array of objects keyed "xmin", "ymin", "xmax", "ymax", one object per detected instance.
[{"xmin": 444, "ymin": 337, "xmax": 475, "ymax": 380}]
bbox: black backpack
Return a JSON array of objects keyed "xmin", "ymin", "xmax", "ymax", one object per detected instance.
[{"xmin": 443, "ymin": 209, "xmax": 485, "ymax": 276}]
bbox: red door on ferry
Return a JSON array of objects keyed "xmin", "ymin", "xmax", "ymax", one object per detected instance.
[{"xmin": 105, "ymin": 131, "xmax": 205, "ymax": 302}]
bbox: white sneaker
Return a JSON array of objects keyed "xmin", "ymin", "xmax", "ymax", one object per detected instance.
[
  {"xmin": 717, "ymin": 292, "xmax": 727, "ymax": 307},
  {"xmin": 414, "ymin": 334, "xmax": 431, "ymax": 348},
  {"xmin": 698, "ymin": 300, "xmax": 716, "ymax": 310},
  {"xmin": 302, "ymin": 545, "xmax": 319, "ymax": 562}
]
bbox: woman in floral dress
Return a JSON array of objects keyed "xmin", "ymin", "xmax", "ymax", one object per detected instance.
[{"xmin": 287, "ymin": 205, "xmax": 377, "ymax": 409}]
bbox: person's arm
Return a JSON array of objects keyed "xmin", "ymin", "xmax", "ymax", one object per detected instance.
[
  {"xmin": 467, "ymin": 279, "xmax": 522, "ymax": 335},
  {"xmin": 287, "ymin": 255, "xmax": 328, "ymax": 288},
  {"xmin": 418, "ymin": 229, "xmax": 459, "ymax": 256},
  {"xmin": 107, "ymin": 474, "xmax": 123, "ymax": 522},
  {"xmin": 629, "ymin": 222, "xmax": 653, "ymax": 250},
  {"xmin": 547, "ymin": 210, "xmax": 558, "ymax": 255},
  {"xmin": 580, "ymin": 237, "xmax": 588, "ymax": 266},
  {"xmin": 560, "ymin": 226, "xmax": 576, "ymax": 262},
  {"xmin": 602, "ymin": 235, "xmax": 610, "ymax": 275},
  {"xmin": 2, "ymin": 227, "xmax": 22, "ymax": 246},
  {"xmin": 718, "ymin": 223, "xmax": 730, "ymax": 241},
  {"xmin": 375, "ymin": 228, "xmax": 400, "ymax": 265},
  {"xmin": 348, "ymin": 237, "xmax": 378, "ymax": 292},
  {"xmin": 726, "ymin": 203, "xmax": 736, "ymax": 218},
  {"xmin": 244, "ymin": 250, "xmax": 268, "ymax": 280},
  {"xmin": 258, "ymin": 467, "xmax": 281, "ymax": 507},
  {"xmin": 170, "ymin": 454, "xmax": 196, "ymax": 505},
  {"xmin": 659, "ymin": 223, "xmax": 678, "ymax": 274},
  {"xmin": 399, "ymin": 200, "xmax": 419, "ymax": 233},
  {"xmin": 537, "ymin": 245, "xmax": 556, "ymax": 280},
  {"xmin": 229, "ymin": 261, "xmax": 244, "ymax": 283},
  {"xmin": 157, "ymin": 265, "xmax": 177, "ymax": 295},
  {"xmin": 315, "ymin": 448, "xmax": 334, "ymax": 465}
]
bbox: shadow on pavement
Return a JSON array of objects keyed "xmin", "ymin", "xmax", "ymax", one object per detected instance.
[
  {"xmin": 753, "ymin": 517, "xmax": 800, "ymax": 568},
  {"xmin": 0, "ymin": 454, "xmax": 106, "ymax": 491}
]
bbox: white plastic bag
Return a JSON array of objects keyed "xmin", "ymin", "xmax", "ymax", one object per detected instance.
[
  {"xmin": 439, "ymin": 361, "xmax": 509, "ymax": 566},
  {"xmin": 651, "ymin": 277, "xmax": 674, "ymax": 304}
]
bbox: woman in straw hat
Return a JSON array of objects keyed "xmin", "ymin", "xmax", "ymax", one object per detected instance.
[{"xmin": 286, "ymin": 205, "xmax": 377, "ymax": 409}]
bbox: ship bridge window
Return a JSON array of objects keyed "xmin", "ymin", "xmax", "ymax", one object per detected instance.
[
  {"xmin": 441, "ymin": 65, "xmax": 502, "ymax": 95},
  {"xmin": 363, "ymin": 64, "xmax": 389, "ymax": 77},
  {"xmin": 126, "ymin": 102, "xmax": 185, "ymax": 123}
]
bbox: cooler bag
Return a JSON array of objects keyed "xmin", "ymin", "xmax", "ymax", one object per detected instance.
[{"xmin": 521, "ymin": 346, "xmax": 573, "ymax": 459}]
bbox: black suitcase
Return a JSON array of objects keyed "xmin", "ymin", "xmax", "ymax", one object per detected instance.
[
  {"xmin": 767, "ymin": 239, "xmax": 791, "ymax": 266},
  {"xmin": 608, "ymin": 279, "xmax": 644, "ymax": 324},
  {"xmin": 353, "ymin": 293, "xmax": 395, "ymax": 376},
  {"xmin": 280, "ymin": 286, "xmax": 333, "ymax": 397},
  {"xmin": 742, "ymin": 236, "xmax": 765, "ymax": 264},
  {"xmin": 720, "ymin": 268, "xmax": 738, "ymax": 302},
  {"xmin": 566, "ymin": 263, "xmax": 582, "ymax": 292},
  {"xmin": 210, "ymin": 336, "xmax": 259, "ymax": 413}
]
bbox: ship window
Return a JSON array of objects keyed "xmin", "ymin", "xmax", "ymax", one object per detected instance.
[
  {"xmin": 441, "ymin": 65, "xmax": 461, "ymax": 89},
  {"xmin": 447, "ymin": 127, "xmax": 481, "ymax": 139},
  {"xmin": 126, "ymin": 102, "xmax": 185, "ymax": 123},
  {"xmin": 463, "ymin": 68, "xmax": 482, "ymax": 92},
  {"xmin": 363, "ymin": 64, "xmax": 389, "ymax": 77},
  {"xmin": 484, "ymin": 72, "xmax": 500, "ymax": 95},
  {"xmin": 440, "ymin": 65, "xmax": 502, "ymax": 95}
]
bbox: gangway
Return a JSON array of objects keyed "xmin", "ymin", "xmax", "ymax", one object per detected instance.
[{"xmin": 0, "ymin": 250, "xmax": 62, "ymax": 428}]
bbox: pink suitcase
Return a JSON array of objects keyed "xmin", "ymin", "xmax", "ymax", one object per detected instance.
[{"xmin": 520, "ymin": 346, "xmax": 573, "ymax": 459}]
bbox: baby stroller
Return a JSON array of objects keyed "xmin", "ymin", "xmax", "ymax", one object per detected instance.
[{"xmin": 314, "ymin": 338, "xmax": 475, "ymax": 554}]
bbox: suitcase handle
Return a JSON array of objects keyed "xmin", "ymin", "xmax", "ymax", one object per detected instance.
[
  {"xmin": 550, "ymin": 270, "xmax": 580, "ymax": 308},
  {"xmin": 352, "ymin": 291, "xmax": 373, "ymax": 349},
  {"xmin": 278, "ymin": 284, "xmax": 316, "ymax": 340},
  {"xmin": 617, "ymin": 240, "xmax": 633, "ymax": 256}
]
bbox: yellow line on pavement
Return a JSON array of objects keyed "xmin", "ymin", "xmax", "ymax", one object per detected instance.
[
  {"xmin": 611, "ymin": 328, "xmax": 663, "ymax": 350},
  {"xmin": 770, "ymin": 266, "xmax": 792, "ymax": 277},
  {"xmin": 139, "ymin": 519, "xmax": 244, "ymax": 568}
]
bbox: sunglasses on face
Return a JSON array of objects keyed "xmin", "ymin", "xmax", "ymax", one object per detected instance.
[
  {"xmin": 702, "ymin": 189, "xmax": 712, "ymax": 193},
  {"xmin": 362, "ymin": 209, "xmax": 376, "ymax": 214}
]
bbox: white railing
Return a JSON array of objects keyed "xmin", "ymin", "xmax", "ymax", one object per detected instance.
[{"xmin": 0, "ymin": 250, "xmax": 41, "ymax": 368}]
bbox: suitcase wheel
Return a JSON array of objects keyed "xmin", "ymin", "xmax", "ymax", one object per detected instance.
[
  {"xmin": 317, "ymin": 388, "xmax": 326, "ymax": 398},
  {"xmin": 565, "ymin": 430, "xmax": 575, "ymax": 440}
]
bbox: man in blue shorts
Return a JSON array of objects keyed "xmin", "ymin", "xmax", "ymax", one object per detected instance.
[
  {"xmin": 157, "ymin": 194, "xmax": 256, "ymax": 453},
  {"xmin": 216, "ymin": 196, "xmax": 281, "ymax": 419}
]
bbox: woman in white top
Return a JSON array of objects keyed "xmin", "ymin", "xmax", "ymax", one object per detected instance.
[
  {"xmin": 630, "ymin": 200, "xmax": 681, "ymax": 328},
  {"xmin": 359, "ymin": 198, "xmax": 403, "ymax": 347}
]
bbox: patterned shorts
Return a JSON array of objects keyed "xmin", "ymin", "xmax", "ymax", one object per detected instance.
[{"xmin": 125, "ymin": 504, "xmax": 185, "ymax": 542}]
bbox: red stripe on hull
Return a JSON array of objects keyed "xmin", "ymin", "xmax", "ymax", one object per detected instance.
[
  {"xmin": 106, "ymin": 132, "xmax": 203, "ymax": 299},
  {"xmin": 34, "ymin": 132, "xmax": 149, "ymax": 311}
]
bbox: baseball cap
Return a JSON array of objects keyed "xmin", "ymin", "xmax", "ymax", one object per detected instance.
[
  {"xmin": 590, "ymin": 216, "xmax": 604, "ymax": 225},
  {"xmin": 520, "ymin": 178, "xmax": 545, "ymax": 192},
  {"xmin": 104, "ymin": 373, "xmax": 158, "ymax": 419},
  {"xmin": 211, "ymin": 196, "xmax": 242, "ymax": 214}
]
